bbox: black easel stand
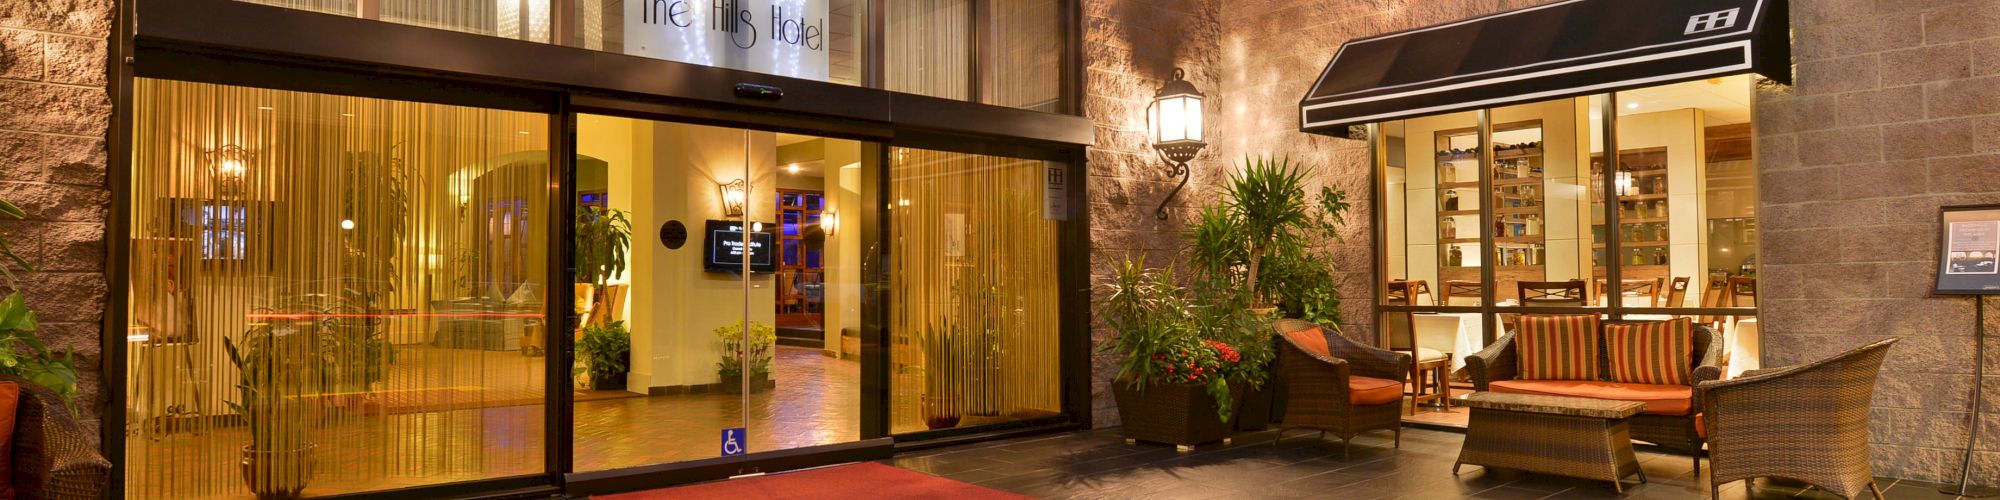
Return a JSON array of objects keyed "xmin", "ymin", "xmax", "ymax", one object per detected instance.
[{"xmin": 1943, "ymin": 295, "xmax": 2000, "ymax": 498}]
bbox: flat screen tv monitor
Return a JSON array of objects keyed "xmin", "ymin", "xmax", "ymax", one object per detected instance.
[{"xmin": 703, "ymin": 220, "xmax": 778, "ymax": 274}]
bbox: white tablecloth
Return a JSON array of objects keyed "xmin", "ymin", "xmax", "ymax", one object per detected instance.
[
  {"xmin": 1411, "ymin": 313, "xmax": 1484, "ymax": 372},
  {"xmin": 1728, "ymin": 318, "xmax": 1761, "ymax": 378}
]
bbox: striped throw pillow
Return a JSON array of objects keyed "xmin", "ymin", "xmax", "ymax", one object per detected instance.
[
  {"xmin": 1605, "ymin": 318, "xmax": 1694, "ymax": 386},
  {"xmin": 1516, "ymin": 315, "xmax": 1601, "ymax": 381}
]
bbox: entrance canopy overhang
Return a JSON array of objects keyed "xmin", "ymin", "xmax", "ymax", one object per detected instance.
[{"xmin": 1299, "ymin": 0, "xmax": 1789, "ymax": 138}]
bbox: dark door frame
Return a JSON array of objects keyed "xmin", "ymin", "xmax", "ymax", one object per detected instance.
[{"xmin": 106, "ymin": 0, "xmax": 1091, "ymax": 497}]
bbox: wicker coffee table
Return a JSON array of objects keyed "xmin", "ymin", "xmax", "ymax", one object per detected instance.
[{"xmin": 1453, "ymin": 392, "xmax": 1648, "ymax": 492}]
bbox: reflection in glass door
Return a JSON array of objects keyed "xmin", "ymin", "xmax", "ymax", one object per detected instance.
[{"xmin": 572, "ymin": 115, "xmax": 869, "ymax": 471}]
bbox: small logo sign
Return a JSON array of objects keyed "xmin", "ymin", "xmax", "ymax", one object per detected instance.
[
  {"xmin": 1043, "ymin": 164, "xmax": 1069, "ymax": 221},
  {"xmin": 1684, "ymin": 8, "xmax": 1741, "ymax": 35},
  {"xmin": 721, "ymin": 428, "xmax": 747, "ymax": 456}
]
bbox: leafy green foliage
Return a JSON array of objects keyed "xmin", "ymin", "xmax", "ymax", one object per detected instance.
[
  {"xmin": 1221, "ymin": 156, "xmax": 1313, "ymax": 306},
  {"xmin": 223, "ymin": 325, "xmax": 314, "ymax": 453},
  {"xmin": 579, "ymin": 321, "xmax": 631, "ymax": 389},
  {"xmin": 0, "ymin": 293, "xmax": 76, "ymax": 412},
  {"xmin": 575, "ymin": 206, "xmax": 633, "ymax": 289},
  {"xmin": 0, "ymin": 197, "xmax": 75, "ymax": 410},
  {"xmin": 1097, "ymin": 255, "xmax": 1276, "ymax": 422},
  {"xmin": 1188, "ymin": 156, "xmax": 1353, "ymax": 329},
  {"xmin": 715, "ymin": 321, "xmax": 776, "ymax": 377}
]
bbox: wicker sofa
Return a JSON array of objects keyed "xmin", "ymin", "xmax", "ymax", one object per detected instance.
[
  {"xmin": 1, "ymin": 375, "xmax": 110, "ymax": 499},
  {"xmin": 1461, "ymin": 319, "xmax": 1724, "ymax": 471},
  {"xmin": 1271, "ymin": 319, "xmax": 1410, "ymax": 458}
]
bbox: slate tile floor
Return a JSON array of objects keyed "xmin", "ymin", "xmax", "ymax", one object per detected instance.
[{"xmin": 887, "ymin": 427, "xmax": 1976, "ymax": 500}]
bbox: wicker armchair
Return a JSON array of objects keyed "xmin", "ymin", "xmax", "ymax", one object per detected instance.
[
  {"xmin": 1461, "ymin": 321, "xmax": 1724, "ymax": 471},
  {"xmin": 2, "ymin": 375, "xmax": 110, "ymax": 499},
  {"xmin": 1698, "ymin": 337, "xmax": 1897, "ymax": 500},
  {"xmin": 1271, "ymin": 319, "xmax": 1410, "ymax": 458}
]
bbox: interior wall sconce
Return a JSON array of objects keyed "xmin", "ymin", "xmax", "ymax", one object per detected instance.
[
  {"xmin": 207, "ymin": 144, "xmax": 253, "ymax": 195},
  {"xmin": 1148, "ymin": 68, "xmax": 1207, "ymax": 220},
  {"xmin": 821, "ymin": 210, "xmax": 839, "ymax": 236},
  {"xmin": 718, "ymin": 178, "xmax": 749, "ymax": 217}
]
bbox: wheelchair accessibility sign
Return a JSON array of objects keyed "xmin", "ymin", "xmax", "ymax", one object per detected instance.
[{"xmin": 721, "ymin": 428, "xmax": 747, "ymax": 456}]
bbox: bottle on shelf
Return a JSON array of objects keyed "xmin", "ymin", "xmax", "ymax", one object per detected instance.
[
  {"xmin": 1442, "ymin": 163, "xmax": 1458, "ymax": 184},
  {"xmin": 1444, "ymin": 191, "xmax": 1459, "ymax": 211},
  {"xmin": 1449, "ymin": 247, "xmax": 1464, "ymax": 267},
  {"xmin": 1443, "ymin": 218, "xmax": 1457, "ymax": 239}
]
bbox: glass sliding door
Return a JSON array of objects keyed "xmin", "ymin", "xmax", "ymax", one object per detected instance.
[
  {"xmin": 571, "ymin": 115, "xmax": 872, "ymax": 471},
  {"xmin": 124, "ymin": 78, "xmax": 551, "ymax": 497},
  {"xmin": 886, "ymin": 148, "xmax": 1064, "ymax": 434}
]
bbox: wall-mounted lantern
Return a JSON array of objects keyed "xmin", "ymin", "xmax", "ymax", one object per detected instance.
[
  {"xmin": 1148, "ymin": 68, "xmax": 1206, "ymax": 220},
  {"xmin": 718, "ymin": 178, "xmax": 748, "ymax": 217}
]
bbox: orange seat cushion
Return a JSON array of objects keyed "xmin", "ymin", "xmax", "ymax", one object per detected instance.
[
  {"xmin": 1488, "ymin": 379, "xmax": 1692, "ymax": 415},
  {"xmin": 1349, "ymin": 376, "xmax": 1403, "ymax": 406},
  {"xmin": 1283, "ymin": 327, "xmax": 1330, "ymax": 357},
  {"xmin": 0, "ymin": 381, "xmax": 17, "ymax": 498}
]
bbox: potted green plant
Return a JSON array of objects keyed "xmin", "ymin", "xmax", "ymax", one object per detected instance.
[
  {"xmin": 575, "ymin": 206, "xmax": 632, "ymax": 327},
  {"xmin": 916, "ymin": 320, "xmax": 964, "ymax": 429},
  {"xmin": 715, "ymin": 321, "xmax": 776, "ymax": 393},
  {"xmin": 224, "ymin": 325, "xmax": 318, "ymax": 499},
  {"xmin": 578, "ymin": 321, "xmax": 631, "ymax": 391},
  {"xmin": 1099, "ymin": 255, "xmax": 1271, "ymax": 449},
  {"xmin": 1187, "ymin": 156, "xmax": 1350, "ymax": 430}
]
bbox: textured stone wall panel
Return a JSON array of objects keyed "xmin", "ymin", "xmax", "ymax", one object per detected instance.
[
  {"xmin": 1764, "ymin": 0, "xmax": 2000, "ymax": 486},
  {"xmin": 0, "ymin": 0, "xmax": 112, "ymax": 440}
]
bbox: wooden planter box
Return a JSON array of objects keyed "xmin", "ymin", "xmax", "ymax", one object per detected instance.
[{"xmin": 1113, "ymin": 380, "xmax": 1242, "ymax": 449}]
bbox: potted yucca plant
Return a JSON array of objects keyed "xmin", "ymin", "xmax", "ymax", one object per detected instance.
[{"xmin": 225, "ymin": 325, "xmax": 318, "ymax": 499}]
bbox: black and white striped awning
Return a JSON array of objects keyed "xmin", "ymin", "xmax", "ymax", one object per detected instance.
[{"xmin": 1299, "ymin": 0, "xmax": 1789, "ymax": 138}]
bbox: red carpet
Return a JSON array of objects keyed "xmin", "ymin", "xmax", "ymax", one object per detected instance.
[{"xmin": 596, "ymin": 462, "xmax": 1032, "ymax": 500}]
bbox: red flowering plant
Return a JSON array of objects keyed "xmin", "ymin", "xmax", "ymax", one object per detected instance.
[{"xmin": 1099, "ymin": 255, "xmax": 1274, "ymax": 422}]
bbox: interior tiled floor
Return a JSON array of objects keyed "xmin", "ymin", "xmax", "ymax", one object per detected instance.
[
  {"xmin": 889, "ymin": 427, "xmax": 1973, "ymax": 500},
  {"xmin": 574, "ymin": 346, "xmax": 865, "ymax": 471}
]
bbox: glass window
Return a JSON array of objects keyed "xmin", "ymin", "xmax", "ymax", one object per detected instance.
[
  {"xmin": 125, "ymin": 78, "xmax": 549, "ymax": 497},
  {"xmin": 888, "ymin": 147, "xmax": 1064, "ymax": 434},
  {"xmin": 233, "ymin": 0, "xmax": 1065, "ymax": 112},
  {"xmin": 1373, "ymin": 76, "xmax": 1760, "ymax": 425}
]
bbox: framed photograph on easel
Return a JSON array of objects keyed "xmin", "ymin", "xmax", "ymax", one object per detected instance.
[
  {"xmin": 1935, "ymin": 204, "xmax": 2000, "ymax": 294},
  {"xmin": 1931, "ymin": 204, "xmax": 2000, "ymax": 497}
]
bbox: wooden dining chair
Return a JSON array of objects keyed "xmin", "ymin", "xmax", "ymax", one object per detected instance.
[
  {"xmin": 1517, "ymin": 280, "xmax": 1589, "ymax": 307},
  {"xmin": 1442, "ymin": 280, "xmax": 1484, "ymax": 306},
  {"xmin": 1725, "ymin": 276, "xmax": 1757, "ymax": 326},
  {"xmin": 1665, "ymin": 277, "xmax": 1691, "ymax": 309},
  {"xmin": 1619, "ymin": 278, "xmax": 1663, "ymax": 307},
  {"xmin": 1386, "ymin": 280, "xmax": 1449, "ymax": 415},
  {"xmin": 1698, "ymin": 274, "xmax": 1731, "ymax": 328}
]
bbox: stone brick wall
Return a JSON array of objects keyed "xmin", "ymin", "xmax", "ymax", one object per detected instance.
[
  {"xmin": 1756, "ymin": 0, "xmax": 2000, "ymax": 486},
  {"xmin": 0, "ymin": 0, "xmax": 112, "ymax": 439},
  {"xmin": 1082, "ymin": 0, "xmax": 1224, "ymax": 428},
  {"xmin": 1080, "ymin": 0, "xmax": 1562, "ymax": 427}
]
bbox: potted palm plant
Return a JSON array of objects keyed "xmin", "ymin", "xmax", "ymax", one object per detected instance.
[
  {"xmin": 1187, "ymin": 156, "xmax": 1350, "ymax": 430},
  {"xmin": 225, "ymin": 325, "xmax": 318, "ymax": 499},
  {"xmin": 575, "ymin": 206, "xmax": 632, "ymax": 327}
]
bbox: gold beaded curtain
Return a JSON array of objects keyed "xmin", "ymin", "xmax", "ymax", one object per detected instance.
[
  {"xmin": 888, "ymin": 148, "xmax": 1062, "ymax": 434},
  {"xmin": 126, "ymin": 78, "xmax": 550, "ymax": 498}
]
